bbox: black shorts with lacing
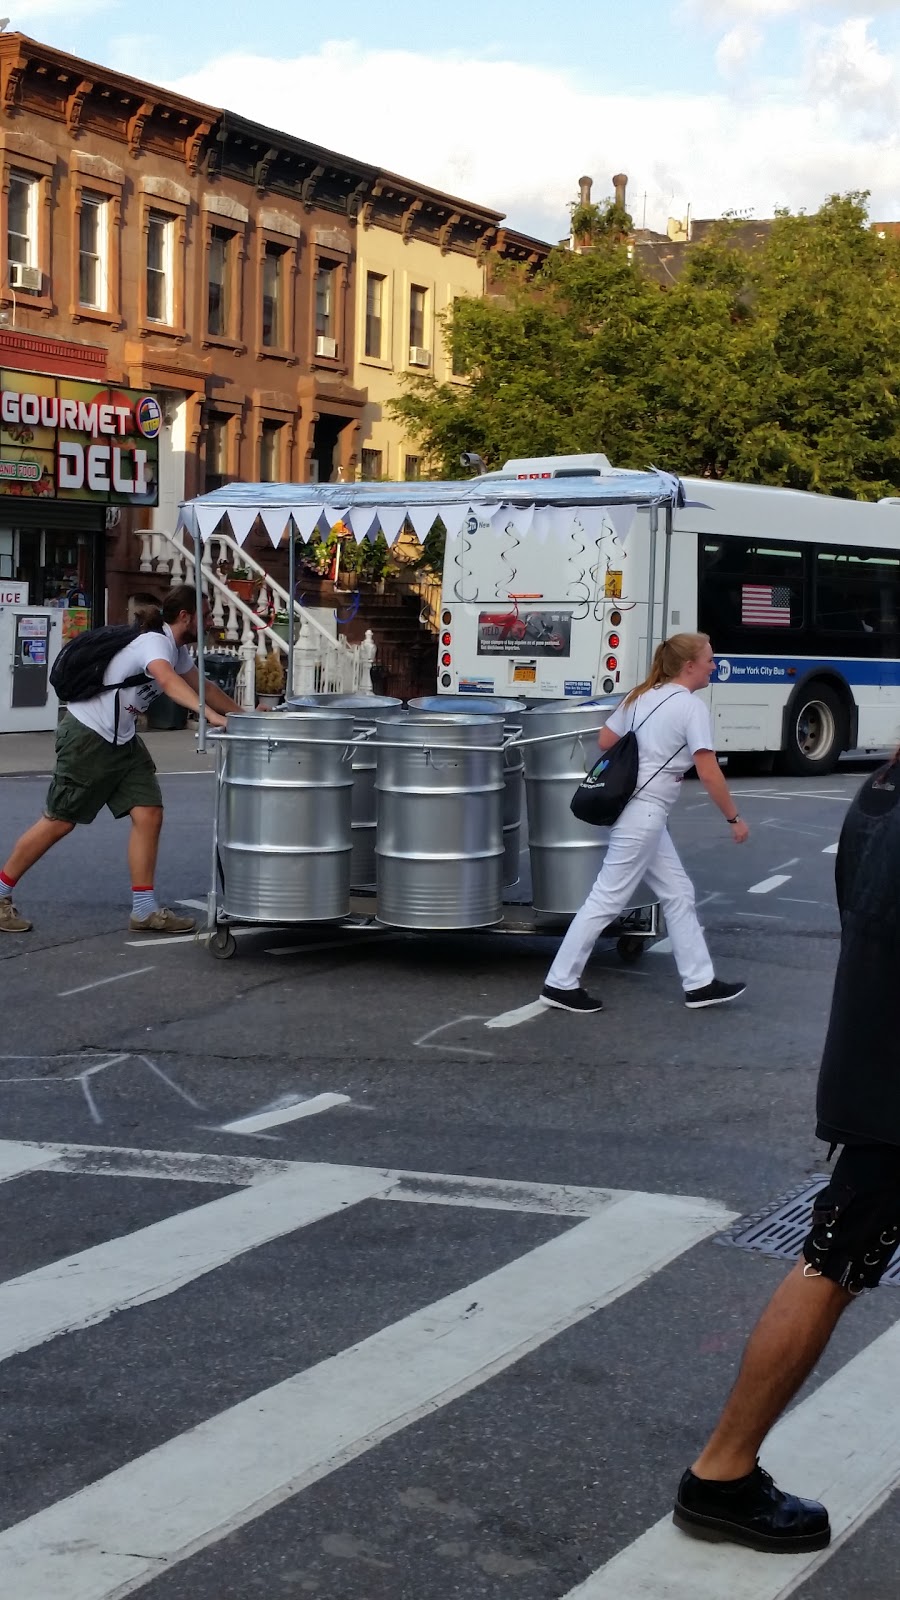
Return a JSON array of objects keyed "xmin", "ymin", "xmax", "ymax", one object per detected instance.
[{"xmin": 802, "ymin": 1144, "xmax": 900, "ymax": 1295}]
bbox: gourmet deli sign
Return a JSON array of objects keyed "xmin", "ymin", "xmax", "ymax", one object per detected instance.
[{"xmin": 0, "ymin": 371, "xmax": 160, "ymax": 506}]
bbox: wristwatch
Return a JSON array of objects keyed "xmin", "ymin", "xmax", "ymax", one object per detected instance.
[{"xmin": 726, "ymin": 814, "xmax": 741, "ymax": 825}]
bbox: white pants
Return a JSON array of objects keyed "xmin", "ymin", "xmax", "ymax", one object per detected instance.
[{"xmin": 545, "ymin": 796, "xmax": 715, "ymax": 994}]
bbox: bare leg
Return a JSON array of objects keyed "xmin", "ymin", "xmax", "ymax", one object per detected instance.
[
  {"xmin": 692, "ymin": 1261, "xmax": 852, "ymax": 1481},
  {"xmin": 2, "ymin": 815, "xmax": 75, "ymax": 882},
  {"xmin": 127, "ymin": 805, "xmax": 163, "ymax": 887}
]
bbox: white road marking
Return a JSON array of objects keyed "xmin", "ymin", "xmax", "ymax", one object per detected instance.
[
  {"xmin": 823, "ymin": 841, "xmax": 839, "ymax": 854},
  {"xmin": 220, "ymin": 1093, "xmax": 351, "ymax": 1134},
  {"xmin": 414, "ymin": 1015, "xmax": 494, "ymax": 1058},
  {"xmin": 648, "ymin": 936, "xmax": 673, "ymax": 956},
  {"xmin": 732, "ymin": 789, "xmax": 850, "ymax": 801},
  {"xmin": 176, "ymin": 898, "xmax": 208, "ymax": 911},
  {"xmin": 0, "ymin": 1190, "xmax": 732, "ymax": 1599},
  {"xmin": 0, "ymin": 1162, "xmax": 391, "ymax": 1365},
  {"xmin": 124, "ymin": 927, "xmax": 258, "ymax": 948},
  {"xmin": 732, "ymin": 910, "xmax": 785, "ymax": 920},
  {"xmin": 558, "ymin": 1314, "xmax": 900, "ymax": 1600},
  {"xmin": 769, "ymin": 857, "xmax": 800, "ymax": 872},
  {"xmin": 0, "ymin": 1140, "xmax": 57, "ymax": 1184},
  {"xmin": 484, "ymin": 999, "xmax": 548, "ymax": 1029},
  {"xmin": 748, "ymin": 874, "xmax": 792, "ymax": 895},
  {"xmin": 58, "ymin": 967, "xmax": 154, "ymax": 998},
  {"xmin": 383, "ymin": 1171, "xmax": 623, "ymax": 1216},
  {"xmin": 34, "ymin": 1142, "xmax": 292, "ymax": 1186}
]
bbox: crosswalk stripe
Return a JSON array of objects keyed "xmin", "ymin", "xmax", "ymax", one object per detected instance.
[
  {"xmin": 0, "ymin": 1190, "xmax": 731, "ymax": 1600},
  {"xmin": 0, "ymin": 1140, "xmax": 57, "ymax": 1184},
  {"xmin": 0, "ymin": 1162, "xmax": 391, "ymax": 1365},
  {"xmin": 558, "ymin": 1316, "xmax": 900, "ymax": 1599}
]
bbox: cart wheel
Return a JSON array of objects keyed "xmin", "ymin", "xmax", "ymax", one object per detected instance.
[
  {"xmin": 210, "ymin": 926, "xmax": 237, "ymax": 960},
  {"xmin": 617, "ymin": 935, "xmax": 645, "ymax": 964}
]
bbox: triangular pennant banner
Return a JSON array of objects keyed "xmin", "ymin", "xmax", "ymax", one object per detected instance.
[
  {"xmin": 373, "ymin": 504, "xmax": 408, "ymax": 546},
  {"xmin": 290, "ymin": 504, "xmax": 326, "ymax": 542},
  {"xmin": 509, "ymin": 503, "xmax": 535, "ymax": 538},
  {"xmin": 605, "ymin": 503, "xmax": 637, "ymax": 545},
  {"xmin": 553, "ymin": 508, "xmax": 575, "ymax": 542},
  {"xmin": 226, "ymin": 506, "xmax": 259, "ymax": 547},
  {"xmin": 573, "ymin": 505, "xmax": 607, "ymax": 546},
  {"xmin": 440, "ymin": 504, "xmax": 471, "ymax": 543},
  {"xmin": 177, "ymin": 504, "xmax": 197, "ymax": 541},
  {"xmin": 260, "ymin": 507, "xmax": 290, "ymax": 548},
  {"xmin": 531, "ymin": 506, "xmax": 553, "ymax": 543},
  {"xmin": 405, "ymin": 504, "xmax": 443, "ymax": 542},
  {"xmin": 347, "ymin": 505, "xmax": 378, "ymax": 544},
  {"xmin": 196, "ymin": 504, "xmax": 226, "ymax": 542}
]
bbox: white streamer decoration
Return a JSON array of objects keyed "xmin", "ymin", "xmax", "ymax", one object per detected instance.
[
  {"xmin": 509, "ymin": 503, "xmax": 535, "ymax": 538},
  {"xmin": 531, "ymin": 505, "xmax": 553, "ymax": 544},
  {"xmin": 440, "ymin": 503, "xmax": 473, "ymax": 544},
  {"xmin": 196, "ymin": 504, "xmax": 226, "ymax": 542},
  {"xmin": 605, "ymin": 502, "xmax": 637, "ymax": 544},
  {"xmin": 372, "ymin": 505, "xmax": 407, "ymax": 546},
  {"xmin": 225, "ymin": 507, "xmax": 259, "ymax": 547},
  {"xmin": 260, "ymin": 507, "xmax": 291, "ymax": 548},
  {"xmin": 290, "ymin": 504, "xmax": 327, "ymax": 543},
  {"xmin": 405, "ymin": 504, "xmax": 444, "ymax": 542},
  {"xmin": 347, "ymin": 505, "xmax": 378, "ymax": 544}
]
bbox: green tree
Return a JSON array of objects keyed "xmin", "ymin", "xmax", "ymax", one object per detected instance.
[{"xmin": 391, "ymin": 193, "xmax": 900, "ymax": 500}]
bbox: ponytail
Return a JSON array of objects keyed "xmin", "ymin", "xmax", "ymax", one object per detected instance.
[{"xmin": 622, "ymin": 632, "xmax": 710, "ymax": 709}]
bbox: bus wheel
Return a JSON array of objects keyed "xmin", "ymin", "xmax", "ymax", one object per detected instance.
[{"xmin": 781, "ymin": 684, "xmax": 847, "ymax": 776}]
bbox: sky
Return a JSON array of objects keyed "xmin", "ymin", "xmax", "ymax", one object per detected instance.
[{"xmin": 13, "ymin": 0, "xmax": 900, "ymax": 240}]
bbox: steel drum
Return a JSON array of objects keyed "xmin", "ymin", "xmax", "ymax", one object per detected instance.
[
  {"xmin": 287, "ymin": 694, "xmax": 403, "ymax": 888},
  {"xmin": 409, "ymin": 695, "xmax": 525, "ymax": 886},
  {"xmin": 522, "ymin": 698, "xmax": 620, "ymax": 914}
]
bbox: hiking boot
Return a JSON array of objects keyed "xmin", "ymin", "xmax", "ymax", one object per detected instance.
[
  {"xmin": 0, "ymin": 897, "xmax": 31, "ymax": 933},
  {"xmin": 540, "ymin": 984, "xmax": 604, "ymax": 1014},
  {"xmin": 684, "ymin": 978, "xmax": 746, "ymax": 1010},
  {"xmin": 129, "ymin": 906, "xmax": 196, "ymax": 935},
  {"xmin": 673, "ymin": 1464, "xmax": 830, "ymax": 1553}
]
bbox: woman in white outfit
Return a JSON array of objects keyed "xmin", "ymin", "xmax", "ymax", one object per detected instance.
[{"xmin": 541, "ymin": 632, "xmax": 750, "ymax": 1014}]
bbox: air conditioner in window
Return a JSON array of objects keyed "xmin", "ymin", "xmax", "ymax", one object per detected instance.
[
  {"xmin": 409, "ymin": 346, "xmax": 432, "ymax": 368},
  {"xmin": 316, "ymin": 335, "xmax": 338, "ymax": 358},
  {"xmin": 9, "ymin": 263, "xmax": 41, "ymax": 292}
]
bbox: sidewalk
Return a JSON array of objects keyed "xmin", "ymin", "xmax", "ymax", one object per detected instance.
[{"xmin": 0, "ymin": 726, "xmax": 215, "ymax": 778}]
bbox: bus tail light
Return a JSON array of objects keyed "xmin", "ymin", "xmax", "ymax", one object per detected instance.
[
  {"xmin": 608, "ymin": 632, "xmax": 620, "ymax": 648},
  {"xmin": 606, "ymin": 655, "xmax": 618, "ymax": 671},
  {"xmin": 609, "ymin": 610, "xmax": 622, "ymax": 626},
  {"xmin": 441, "ymin": 631, "xmax": 452, "ymax": 646},
  {"xmin": 441, "ymin": 652, "xmax": 452, "ymax": 667}
]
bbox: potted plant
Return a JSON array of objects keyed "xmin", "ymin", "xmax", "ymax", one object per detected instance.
[
  {"xmin": 255, "ymin": 649, "xmax": 285, "ymax": 709},
  {"xmin": 226, "ymin": 562, "xmax": 257, "ymax": 604}
]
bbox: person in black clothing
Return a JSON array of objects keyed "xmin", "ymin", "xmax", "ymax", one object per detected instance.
[{"xmin": 673, "ymin": 752, "xmax": 900, "ymax": 1553}]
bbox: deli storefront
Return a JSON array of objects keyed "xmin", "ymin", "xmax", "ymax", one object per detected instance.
[{"xmin": 0, "ymin": 368, "xmax": 160, "ymax": 633}]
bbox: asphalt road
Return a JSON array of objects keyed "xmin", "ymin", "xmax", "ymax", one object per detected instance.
[{"xmin": 0, "ymin": 758, "xmax": 897, "ymax": 1600}]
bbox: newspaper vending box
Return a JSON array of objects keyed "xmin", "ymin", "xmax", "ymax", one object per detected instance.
[{"xmin": 0, "ymin": 603, "xmax": 64, "ymax": 733}]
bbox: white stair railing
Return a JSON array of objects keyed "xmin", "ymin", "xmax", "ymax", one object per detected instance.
[{"xmin": 138, "ymin": 525, "xmax": 376, "ymax": 705}]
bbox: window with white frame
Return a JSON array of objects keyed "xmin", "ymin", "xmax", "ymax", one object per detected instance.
[
  {"xmin": 262, "ymin": 243, "xmax": 285, "ymax": 348},
  {"xmin": 0, "ymin": 528, "xmax": 12, "ymax": 579},
  {"xmin": 207, "ymin": 226, "xmax": 233, "ymax": 338},
  {"xmin": 315, "ymin": 262, "xmax": 337, "ymax": 345},
  {"xmin": 364, "ymin": 272, "xmax": 385, "ymax": 359},
  {"xmin": 7, "ymin": 171, "xmax": 38, "ymax": 270},
  {"xmin": 146, "ymin": 210, "xmax": 174, "ymax": 324},
  {"xmin": 78, "ymin": 193, "xmax": 107, "ymax": 310},
  {"xmin": 409, "ymin": 285, "xmax": 428, "ymax": 351}
]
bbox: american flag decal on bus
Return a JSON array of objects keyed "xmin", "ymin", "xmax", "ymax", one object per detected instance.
[{"xmin": 741, "ymin": 584, "xmax": 792, "ymax": 627}]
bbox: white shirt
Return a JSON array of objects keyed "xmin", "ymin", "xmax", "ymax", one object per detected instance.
[
  {"xmin": 68, "ymin": 624, "xmax": 194, "ymax": 745},
  {"xmin": 605, "ymin": 684, "xmax": 714, "ymax": 808}
]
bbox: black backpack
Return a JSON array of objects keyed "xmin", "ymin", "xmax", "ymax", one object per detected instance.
[
  {"xmin": 50, "ymin": 624, "xmax": 148, "ymax": 706},
  {"xmin": 570, "ymin": 693, "xmax": 687, "ymax": 827}
]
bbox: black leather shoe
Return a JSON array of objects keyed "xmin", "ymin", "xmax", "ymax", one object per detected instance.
[{"xmin": 673, "ymin": 1464, "xmax": 831, "ymax": 1553}]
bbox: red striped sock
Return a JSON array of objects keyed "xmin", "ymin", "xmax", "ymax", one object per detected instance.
[{"xmin": 0, "ymin": 871, "xmax": 16, "ymax": 894}]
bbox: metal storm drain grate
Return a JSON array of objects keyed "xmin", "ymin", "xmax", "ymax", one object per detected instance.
[{"xmin": 716, "ymin": 1176, "xmax": 900, "ymax": 1287}]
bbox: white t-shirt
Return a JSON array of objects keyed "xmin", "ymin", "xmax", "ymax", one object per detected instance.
[
  {"xmin": 605, "ymin": 684, "xmax": 714, "ymax": 808},
  {"xmin": 68, "ymin": 624, "xmax": 194, "ymax": 745}
]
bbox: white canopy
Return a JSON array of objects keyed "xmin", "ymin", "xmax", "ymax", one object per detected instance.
[{"xmin": 178, "ymin": 467, "xmax": 682, "ymax": 550}]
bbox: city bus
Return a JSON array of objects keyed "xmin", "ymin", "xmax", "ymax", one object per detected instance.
[{"xmin": 437, "ymin": 455, "xmax": 900, "ymax": 774}]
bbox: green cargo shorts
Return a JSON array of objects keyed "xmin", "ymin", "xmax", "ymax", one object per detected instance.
[{"xmin": 45, "ymin": 715, "xmax": 163, "ymax": 824}]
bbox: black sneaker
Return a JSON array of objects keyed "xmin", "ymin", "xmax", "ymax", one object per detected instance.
[
  {"xmin": 540, "ymin": 984, "xmax": 603, "ymax": 1013},
  {"xmin": 684, "ymin": 978, "xmax": 746, "ymax": 1010},
  {"xmin": 673, "ymin": 1465, "xmax": 830, "ymax": 1553}
]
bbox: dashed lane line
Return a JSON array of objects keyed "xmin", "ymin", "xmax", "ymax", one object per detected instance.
[
  {"xmin": 58, "ymin": 966, "xmax": 154, "ymax": 998},
  {"xmin": 823, "ymin": 841, "xmax": 839, "ymax": 854},
  {"xmin": 219, "ymin": 1093, "xmax": 351, "ymax": 1135},
  {"xmin": 747, "ymin": 874, "xmax": 792, "ymax": 895}
]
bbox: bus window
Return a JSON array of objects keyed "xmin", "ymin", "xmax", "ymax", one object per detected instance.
[
  {"xmin": 698, "ymin": 537, "xmax": 805, "ymax": 649},
  {"xmin": 815, "ymin": 549, "xmax": 900, "ymax": 644}
]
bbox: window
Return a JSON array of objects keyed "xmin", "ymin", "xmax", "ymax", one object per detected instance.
[
  {"xmin": 698, "ymin": 537, "xmax": 805, "ymax": 649},
  {"xmin": 207, "ymin": 227, "xmax": 233, "ymax": 337},
  {"xmin": 365, "ymin": 272, "xmax": 385, "ymax": 359},
  {"xmin": 262, "ymin": 243, "xmax": 284, "ymax": 348},
  {"xmin": 0, "ymin": 529, "xmax": 12, "ymax": 579},
  {"xmin": 260, "ymin": 420, "xmax": 283, "ymax": 483},
  {"xmin": 78, "ymin": 194, "xmax": 106, "ymax": 310},
  {"xmin": 409, "ymin": 285, "xmax": 427, "ymax": 350},
  {"xmin": 315, "ymin": 262, "xmax": 336, "ymax": 343},
  {"xmin": 404, "ymin": 454, "xmax": 421, "ymax": 481},
  {"xmin": 361, "ymin": 448, "xmax": 383, "ymax": 481},
  {"xmin": 205, "ymin": 412, "xmax": 230, "ymax": 491},
  {"xmin": 146, "ymin": 211, "xmax": 173, "ymax": 324},
  {"xmin": 8, "ymin": 171, "xmax": 37, "ymax": 269},
  {"xmin": 815, "ymin": 548, "xmax": 900, "ymax": 642}
]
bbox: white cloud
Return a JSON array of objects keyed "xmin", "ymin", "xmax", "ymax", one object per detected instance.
[
  {"xmin": 13, "ymin": 0, "xmax": 116, "ymax": 15},
  {"xmin": 694, "ymin": 0, "xmax": 900, "ymax": 19},
  {"xmin": 715, "ymin": 22, "xmax": 764, "ymax": 74},
  {"xmin": 806, "ymin": 17, "xmax": 896, "ymax": 109},
  {"xmin": 168, "ymin": 38, "xmax": 900, "ymax": 240}
]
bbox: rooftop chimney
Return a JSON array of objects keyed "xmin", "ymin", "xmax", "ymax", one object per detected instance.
[
  {"xmin": 578, "ymin": 175, "xmax": 593, "ymax": 207},
  {"xmin": 613, "ymin": 173, "xmax": 628, "ymax": 210}
]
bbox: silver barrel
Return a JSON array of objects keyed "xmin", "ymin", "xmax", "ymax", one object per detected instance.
[
  {"xmin": 375, "ymin": 711, "xmax": 505, "ymax": 929},
  {"xmin": 522, "ymin": 698, "xmax": 620, "ymax": 914},
  {"xmin": 408, "ymin": 695, "xmax": 525, "ymax": 886},
  {"xmin": 287, "ymin": 694, "xmax": 403, "ymax": 889},
  {"xmin": 220, "ymin": 710, "xmax": 353, "ymax": 922}
]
